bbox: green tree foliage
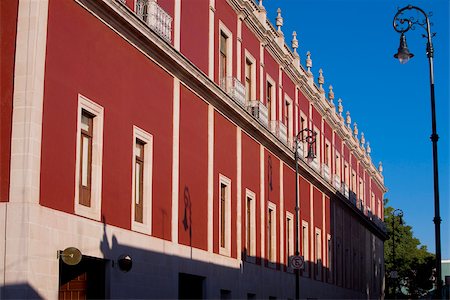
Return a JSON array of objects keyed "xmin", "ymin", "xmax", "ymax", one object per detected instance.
[{"xmin": 384, "ymin": 199, "xmax": 435, "ymax": 298}]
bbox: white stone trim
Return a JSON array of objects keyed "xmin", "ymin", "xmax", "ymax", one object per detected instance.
[
  {"xmin": 315, "ymin": 227, "xmax": 322, "ymax": 280},
  {"xmin": 267, "ymin": 201, "xmax": 277, "ymax": 267},
  {"xmin": 208, "ymin": 105, "xmax": 214, "ymax": 252},
  {"xmin": 131, "ymin": 126, "xmax": 153, "ymax": 234},
  {"xmin": 266, "ymin": 75, "xmax": 276, "ymax": 122},
  {"xmin": 9, "ymin": 0, "xmax": 49, "ymax": 204},
  {"xmin": 236, "ymin": 17, "xmax": 242, "ymax": 82},
  {"xmin": 208, "ymin": 2, "xmax": 215, "ymax": 79},
  {"xmin": 302, "ymin": 220, "xmax": 309, "ymax": 276},
  {"xmin": 259, "ymin": 42, "xmax": 264, "ymax": 107},
  {"xmin": 236, "ymin": 127, "xmax": 242, "ymax": 260},
  {"xmin": 171, "ymin": 78, "xmax": 180, "ymax": 243},
  {"xmin": 278, "ymin": 66, "xmax": 282, "ymax": 124},
  {"xmin": 285, "ymin": 94, "xmax": 293, "ymax": 145},
  {"xmin": 174, "ymin": 0, "xmax": 181, "ymax": 50},
  {"xmin": 245, "ymin": 189, "xmax": 256, "ymax": 259},
  {"xmin": 286, "ymin": 211, "xmax": 294, "ymax": 271},
  {"xmin": 244, "ymin": 49, "xmax": 257, "ymax": 101},
  {"xmin": 74, "ymin": 94, "xmax": 104, "ymax": 221},
  {"xmin": 260, "ymin": 145, "xmax": 265, "ymax": 258},
  {"xmin": 279, "ymin": 162, "xmax": 284, "ymax": 265},
  {"xmin": 218, "ymin": 21, "xmax": 233, "ymax": 80},
  {"xmin": 218, "ymin": 174, "xmax": 232, "ymax": 256}
]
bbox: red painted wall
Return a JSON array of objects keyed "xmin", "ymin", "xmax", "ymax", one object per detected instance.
[
  {"xmin": 264, "ymin": 149, "xmax": 280, "ymax": 265},
  {"xmin": 40, "ymin": 0, "xmax": 173, "ymax": 238},
  {"xmin": 180, "ymin": 0, "xmax": 209, "ymax": 74},
  {"xmin": 213, "ymin": 112, "xmax": 237, "ymax": 257},
  {"xmin": 179, "ymin": 85, "xmax": 209, "ymax": 249},
  {"xmin": 241, "ymin": 133, "xmax": 261, "ymax": 261},
  {"xmin": 298, "ymin": 91, "xmax": 309, "ymax": 121},
  {"xmin": 0, "ymin": 0, "xmax": 18, "ymax": 202}
]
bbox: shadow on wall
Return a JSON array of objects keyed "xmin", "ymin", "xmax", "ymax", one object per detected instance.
[
  {"xmin": 1, "ymin": 283, "xmax": 43, "ymax": 299},
  {"xmin": 93, "ymin": 216, "xmax": 355, "ymax": 299}
]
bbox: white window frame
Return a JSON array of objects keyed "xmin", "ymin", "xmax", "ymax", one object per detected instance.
[
  {"xmin": 267, "ymin": 201, "xmax": 277, "ymax": 267},
  {"xmin": 324, "ymin": 139, "xmax": 331, "ymax": 168},
  {"xmin": 218, "ymin": 21, "xmax": 233, "ymax": 84},
  {"xmin": 335, "ymin": 151, "xmax": 341, "ymax": 178},
  {"xmin": 219, "ymin": 174, "xmax": 232, "ymax": 256},
  {"xmin": 302, "ymin": 220, "xmax": 309, "ymax": 275},
  {"xmin": 244, "ymin": 50, "xmax": 256, "ymax": 102},
  {"xmin": 245, "ymin": 189, "xmax": 256, "ymax": 261},
  {"xmin": 266, "ymin": 75, "xmax": 276, "ymax": 122},
  {"xmin": 327, "ymin": 234, "xmax": 332, "ymax": 283},
  {"xmin": 286, "ymin": 212, "xmax": 294, "ymax": 272},
  {"xmin": 131, "ymin": 126, "xmax": 153, "ymax": 234},
  {"xmin": 285, "ymin": 95, "xmax": 293, "ymax": 146},
  {"xmin": 74, "ymin": 94, "xmax": 104, "ymax": 221},
  {"xmin": 315, "ymin": 227, "xmax": 322, "ymax": 280}
]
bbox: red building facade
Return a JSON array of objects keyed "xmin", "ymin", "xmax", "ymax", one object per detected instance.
[{"xmin": 0, "ymin": 0, "xmax": 387, "ymax": 298}]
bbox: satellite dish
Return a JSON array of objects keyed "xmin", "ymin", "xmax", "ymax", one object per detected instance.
[{"xmin": 60, "ymin": 247, "xmax": 82, "ymax": 266}]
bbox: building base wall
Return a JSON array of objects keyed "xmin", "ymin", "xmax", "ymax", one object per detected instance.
[{"xmin": 1, "ymin": 203, "xmax": 374, "ymax": 299}]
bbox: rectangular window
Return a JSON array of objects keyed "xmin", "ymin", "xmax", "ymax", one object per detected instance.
[
  {"xmin": 286, "ymin": 213, "xmax": 294, "ymax": 269},
  {"xmin": 75, "ymin": 95, "xmax": 104, "ymax": 221},
  {"xmin": 134, "ymin": 140, "xmax": 145, "ymax": 223},
  {"xmin": 335, "ymin": 152, "xmax": 341, "ymax": 177},
  {"xmin": 267, "ymin": 202, "xmax": 277, "ymax": 265},
  {"xmin": 219, "ymin": 175, "xmax": 231, "ymax": 256},
  {"xmin": 302, "ymin": 221, "xmax": 309, "ymax": 274},
  {"xmin": 219, "ymin": 31, "xmax": 228, "ymax": 87},
  {"xmin": 315, "ymin": 228, "xmax": 322, "ymax": 280},
  {"xmin": 220, "ymin": 183, "xmax": 226, "ymax": 248},
  {"xmin": 352, "ymin": 171, "xmax": 357, "ymax": 192},
  {"xmin": 79, "ymin": 110, "xmax": 93, "ymax": 207},
  {"xmin": 325, "ymin": 142, "xmax": 330, "ymax": 165},
  {"xmin": 245, "ymin": 59, "xmax": 252, "ymax": 102},
  {"xmin": 245, "ymin": 190, "xmax": 256, "ymax": 259},
  {"xmin": 327, "ymin": 234, "xmax": 332, "ymax": 283},
  {"xmin": 344, "ymin": 163, "xmax": 349, "ymax": 185},
  {"xmin": 131, "ymin": 126, "xmax": 153, "ymax": 234},
  {"xmin": 267, "ymin": 81, "xmax": 273, "ymax": 121}
]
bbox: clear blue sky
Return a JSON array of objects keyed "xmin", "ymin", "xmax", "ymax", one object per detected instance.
[{"xmin": 262, "ymin": 0, "xmax": 449, "ymax": 259}]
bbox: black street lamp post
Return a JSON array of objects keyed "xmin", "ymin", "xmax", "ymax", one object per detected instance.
[
  {"xmin": 294, "ymin": 128, "xmax": 316, "ymax": 300},
  {"xmin": 391, "ymin": 208, "xmax": 404, "ymax": 298},
  {"xmin": 393, "ymin": 5, "xmax": 442, "ymax": 298}
]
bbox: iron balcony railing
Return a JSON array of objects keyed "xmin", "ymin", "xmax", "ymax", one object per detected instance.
[
  {"xmin": 221, "ymin": 77, "xmax": 246, "ymax": 107},
  {"xmin": 247, "ymin": 100, "xmax": 268, "ymax": 128},
  {"xmin": 135, "ymin": 0, "xmax": 172, "ymax": 42}
]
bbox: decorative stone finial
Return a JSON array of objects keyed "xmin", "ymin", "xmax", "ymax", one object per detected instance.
[
  {"xmin": 259, "ymin": 0, "xmax": 263, "ymax": 7},
  {"xmin": 346, "ymin": 111, "xmax": 351, "ymax": 127},
  {"xmin": 318, "ymin": 69, "xmax": 324, "ymax": 90},
  {"xmin": 276, "ymin": 8, "xmax": 283, "ymax": 32},
  {"xmin": 367, "ymin": 142, "xmax": 371, "ymax": 156},
  {"xmin": 328, "ymin": 85, "xmax": 335, "ymax": 106},
  {"xmin": 353, "ymin": 122, "xmax": 358, "ymax": 138},
  {"xmin": 306, "ymin": 51, "xmax": 312, "ymax": 74},
  {"xmin": 378, "ymin": 162, "xmax": 383, "ymax": 174},
  {"xmin": 338, "ymin": 98, "xmax": 343, "ymax": 117},
  {"xmin": 291, "ymin": 31, "xmax": 298, "ymax": 54},
  {"xmin": 360, "ymin": 132, "xmax": 365, "ymax": 149}
]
